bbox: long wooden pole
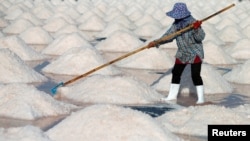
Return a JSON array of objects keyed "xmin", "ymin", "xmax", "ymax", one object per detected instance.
[{"xmin": 51, "ymin": 3, "xmax": 235, "ymax": 95}]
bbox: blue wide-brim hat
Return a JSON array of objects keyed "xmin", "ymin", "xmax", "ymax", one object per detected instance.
[{"xmin": 166, "ymin": 2, "xmax": 191, "ymax": 19}]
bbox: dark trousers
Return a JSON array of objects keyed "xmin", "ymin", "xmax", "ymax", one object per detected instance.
[{"xmin": 171, "ymin": 62, "xmax": 203, "ymax": 86}]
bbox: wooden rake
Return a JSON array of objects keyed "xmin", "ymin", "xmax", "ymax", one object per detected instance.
[{"xmin": 51, "ymin": 3, "xmax": 235, "ymax": 95}]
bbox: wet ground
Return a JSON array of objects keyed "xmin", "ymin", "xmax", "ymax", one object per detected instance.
[{"xmin": 1, "ymin": 46, "xmax": 250, "ymax": 141}]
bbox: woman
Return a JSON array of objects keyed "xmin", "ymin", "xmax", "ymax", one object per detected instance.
[{"xmin": 148, "ymin": 2, "xmax": 205, "ymax": 104}]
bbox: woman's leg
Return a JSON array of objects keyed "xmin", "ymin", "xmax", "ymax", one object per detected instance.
[
  {"xmin": 161, "ymin": 63, "xmax": 186, "ymax": 101},
  {"xmin": 191, "ymin": 62, "xmax": 204, "ymax": 104},
  {"xmin": 171, "ymin": 63, "xmax": 187, "ymax": 84},
  {"xmin": 191, "ymin": 62, "xmax": 203, "ymax": 86}
]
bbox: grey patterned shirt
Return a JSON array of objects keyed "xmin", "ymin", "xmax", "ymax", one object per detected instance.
[{"xmin": 158, "ymin": 16, "xmax": 205, "ymax": 63}]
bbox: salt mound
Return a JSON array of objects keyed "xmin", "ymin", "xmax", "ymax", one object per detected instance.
[
  {"xmin": 153, "ymin": 64, "xmax": 233, "ymax": 94},
  {"xmin": 0, "ymin": 126, "xmax": 52, "ymax": 141},
  {"xmin": 46, "ymin": 104, "xmax": 180, "ymax": 141},
  {"xmin": 225, "ymin": 14, "xmax": 240, "ymax": 25},
  {"xmin": 53, "ymin": 25, "xmax": 91, "ymax": 41},
  {"xmin": 243, "ymin": 25, "xmax": 250, "ymax": 38},
  {"xmin": 51, "ymin": 13, "xmax": 76, "ymax": 25},
  {"xmin": 52, "ymin": 24, "xmax": 78, "ymax": 38},
  {"xmin": 32, "ymin": 5, "xmax": 54, "ymax": 20},
  {"xmin": 114, "ymin": 3, "xmax": 128, "ymax": 13},
  {"xmin": 134, "ymin": 22, "xmax": 162, "ymax": 38},
  {"xmin": 95, "ymin": 30, "xmax": 143, "ymax": 52},
  {"xmin": 76, "ymin": 11, "xmax": 95, "ymax": 23},
  {"xmin": 239, "ymin": 16, "xmax": 250, "ymax": 29},
  {"xmin": 19, "ymin": 26, "xmax": 53, "ymax": 45},
  {"xmin": 152, "ymin": 9, "xmax": 167, "ymax": 21},
  {"xmin": 207, "ymin": 15, "xmax": 222, "ymax": 25},
  {"xmin": 94, "ymin": 1, "xmax": 109, "ymax": 13},
  {"xmin": 75, "ymin": 2, "xmax": 91, "ymax": 14},
  {"xmin": 0, "ymin": 18, "xmax": 9, "ymax": 28},
  {"xmin": 43, "ymin": 17, "xmax": 70, "ymax": 33},
  {"xmin": 42, "ymin": 33, "xmax": 93, "ymax": 55},
  {"xmin": 134, "ymin": 15, "xmax": 157, "ymax": 27},
  {"xmin": 226, "ymin": 39, "xmax": 250, "ymax": 60},
  {"xmin": 19, "ymin": 1, "xmax": 33, "ymax": 9},
  {"xmin": 49, "ymin": 0, "xmax": 67, "ymax": 5},
  {"xmin": 235, "ymin": 8, "xmax": 248, "ymax": 22},
  {"xmin": 42, "ymin": 47, "xmax": 119, "ymax": 75},
  {"xmin": 202, "ymin": 24, "xmax": 224, "ymax": 45},
  {"xmin": 115, "ymin": 48, "xmax": 174, "ymax": 70},
  {"xmin": 156, "ymin": 105, "xmax": 250, "ymax": 136},
  {"xmin": 144, "ymin": 4, "xmax": 161, "ymax": 15},
  {"xmin": 199, "ymin": 64, "xmax": 233, "ymax": 94},
  {"xmin": 62, "ymin": 7, "xmax": 80, "ymax": 20},
  {"xmin": 105, "ymin": 9, "xmax": 124, "ymax": 22},
  {"xmin": 4, "ymin": 7, "xmax": 23, "ymax": 20},
  {"xmin": 96, "ymin": 22, "xmax": 130, "ymax": 38},
  {"xmin": 203, "ymin": 41, "xmax": 237, "ymax": 64},
  {"xmin": 232, "ymin": 104, "xmax": 250, "ymax": 119},
  {"xmin": 59, "ymin": 75, "xmax": 164, "ymax": 104},
  {"xmin": 19, "ymin": 12, "xmax": 43, "ymax": 26},
  {"xmin": 0, "ymin": 32, "xmax": 4, "ymax": 38},
  {"xmin": 2, "ymin": 19, "xmax": 34, "ymax": 34},
  {"xmin": 78, "ymin": 15, "xmax": 106, "ymax": 31},
  {"xmin": 0, "ymin": 49, "xmax": 47, "ymax": 83},
  {"xmin": 217, "ymin": 25, "xmax": 244, "ymax": 43},
  {"xmin": 108, "ymin": 15, "xmax": 136, "ymax": 30},
  {"xmin": 91, "ymin": 7, "xmax": 106, "ymax": 18},
  {"xmin": 223, "ymin": 60, "xmax": 250, "ymax": 84},
  {"xmin": 0, "ymin": 35, "xmax": 47, "ymax": 61},
  {"xmin": 127, "ymin": 9, "xmax": 144, "ymax": 22},
  {"xmin": 123, "ymin": 2, "xmax": 143, "ymax": 15},
  {"xmin": 0, "ymin": 83, "xmax": 77, "ymax": 120},
  {"xmin": 0, "ymin": 1, "xmax": 11, "ymax": 10},
  {"xmin": 0, "ymin": 8, "xmax": 5, "ymax": 16},
  {"xmin": 215, "ymin": 18, "xmax": 235, "ymax": 30}
]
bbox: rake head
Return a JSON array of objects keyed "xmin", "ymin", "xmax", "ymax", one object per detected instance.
[{"xmin": 51, "ymin": 82, "xmax": 64, "ymax": 96}]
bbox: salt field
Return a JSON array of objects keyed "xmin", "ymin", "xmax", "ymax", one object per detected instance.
[{"xmin": 0, "ymin": 0, "xmax": 250, "ymax": 141}]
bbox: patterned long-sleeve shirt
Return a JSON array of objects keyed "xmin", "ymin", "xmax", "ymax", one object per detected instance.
[{"xmin": 158, "ymin": 15, "xmax": 206, "ymax": 63}]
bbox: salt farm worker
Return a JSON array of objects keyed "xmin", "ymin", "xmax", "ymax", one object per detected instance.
[{"xmin": 148, "ymin": 2, "xmax": 205, "ymax": 104}]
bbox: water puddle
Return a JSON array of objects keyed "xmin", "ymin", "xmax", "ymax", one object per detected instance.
[
  {"xmin": 127, "ymin": 105, "xmax": 174, "ymax": 117},
  {"xmin": 0, "ymin": 115, "xmax": 67, "ymax": 131}
]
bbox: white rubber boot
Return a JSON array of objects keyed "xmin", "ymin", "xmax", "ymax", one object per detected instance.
[
  {"xmin": 196, "ymin": 85, "xmax": 204, "ymax": 104},
  {"xmin": 161, "ymin": 83, "xmax": 180, "ymax": 102}
]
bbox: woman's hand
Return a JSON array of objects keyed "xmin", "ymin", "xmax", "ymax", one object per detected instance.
[
  {"xmin": 147, "ymin": 41, "xmax": 156, "ymax": 48},
  {"xmin": 193, "ymin": 20, "xmax": 202, "ymax": 29}
]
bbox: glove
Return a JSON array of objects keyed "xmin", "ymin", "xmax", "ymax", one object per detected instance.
[
  {"xmin": 193, "ymin": 20, "xmax": 202, "ymax": 29},
  {"xmin": 148, "ymin": 41, "xmax": 156, "ymax": 48}
]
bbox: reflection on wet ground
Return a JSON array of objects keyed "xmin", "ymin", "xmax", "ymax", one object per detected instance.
[
  {"xmin": 127, "ymin": 105, "xmax": 174, "ymax": 117},
  {"xmin": 0, "ymin": 115, "xmax": 67, "ymax": 131}
]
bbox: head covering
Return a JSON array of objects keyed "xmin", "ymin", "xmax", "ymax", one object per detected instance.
[{"xmin": 166, "ymin": 3, "xmax": 191, "ymax": 19}]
